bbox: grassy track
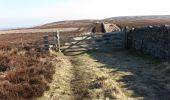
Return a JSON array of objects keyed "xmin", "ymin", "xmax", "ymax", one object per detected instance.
[{"xmin": 39, "ymin": 50, "xmax": 170, "ymax": 100}]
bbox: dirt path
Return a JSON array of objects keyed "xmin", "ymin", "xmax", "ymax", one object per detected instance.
[{"xmin": 39, "ymin": 50, "xmax": 170, "ymax": 100}]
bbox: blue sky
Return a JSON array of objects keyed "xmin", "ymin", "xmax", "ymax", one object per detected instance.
[{"xmin": 0, "ymin": 0, "xmax": 170, "ymax": 29}]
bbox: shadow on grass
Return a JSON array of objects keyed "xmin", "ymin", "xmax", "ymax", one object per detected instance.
[
  {"xmin": 63, "ymin": 50, "xmax": 87, "ymax": 56},
  {"xmin": 87, "ymin": 49, "xmax": 170, "ymax": 100}
]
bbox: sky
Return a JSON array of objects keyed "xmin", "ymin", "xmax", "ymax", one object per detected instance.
[{"xmin": 0, "ymin": 0, "xmax": 170, "ymax": 29}]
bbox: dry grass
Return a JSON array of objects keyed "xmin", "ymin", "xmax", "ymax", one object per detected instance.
[
  {"xmin": 37, "ymin": 52, "xmax": 74, "ymax": 100},
  {"xmin": 50, "ymin": 50, "xmax": 170, "ymax": 100},
  {"xmin": 68, "ymin": 53, "xmax": 131, "ymax": 100},
  {"xmin": 87, "ymin": 50, "xmax": 170, "ymax": 100}
]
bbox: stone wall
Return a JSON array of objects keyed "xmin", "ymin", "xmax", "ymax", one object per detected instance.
[
  {"xmin": 92, "ymin": 22, "xmax": 106, "ymax": 33},
  {"xmin": 126, "ymin": 25, "xmax": 170, "ymax": 59},
  {"xmin": 103, "ymin": 23, "xmax": 121, "ymax": 32}
]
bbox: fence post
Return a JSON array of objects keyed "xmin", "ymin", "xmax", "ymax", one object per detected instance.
[
  {"xmin": 21, "ymin": 33, "xmax": 24, "ymax": 48},
  {"xmin": 44, "ymin": 35, "xmax": 49, "ymax": 50},
  {"xmin": 123, "ymin": 27, "xmax": 128, "ymax": 49},
  {"xmin": 56, "ymin": 31, "xmax": 61, "ymax": 52}
]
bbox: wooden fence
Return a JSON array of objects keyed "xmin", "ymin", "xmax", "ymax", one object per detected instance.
[{"xmin": 52, "ymin": 31, "xmax": 126, "ymax": 53}]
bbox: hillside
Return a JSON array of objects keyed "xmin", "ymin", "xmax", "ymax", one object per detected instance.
[
  {"xmin": 105, "ymin": 15, "xmax": 170, "ymax": 28},
  {"xmin": 1, "ymin": 15, "xmax": 170, "ymax": 34},
  {"xmin": 35, "ymin": 15, "xmax": 170, "ymax": 29},
  {"xmin": 34, "ymin": 20, "xmax": 100, "ymax": 29},
  {"xmin": 0, "ymin": 15, "xmax": 170, "ymax": 100}
]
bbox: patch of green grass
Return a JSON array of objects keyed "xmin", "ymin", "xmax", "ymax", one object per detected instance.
[{"xmin": 126, "ymin": 49, "xmax": 163, "ymax": 64}]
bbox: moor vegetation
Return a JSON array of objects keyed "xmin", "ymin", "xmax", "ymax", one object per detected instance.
[
  {"xmin": 0, "ymin": 33, "xmax": 54, "ymax": 49},
  {"xmin": 0, "ymin": 15, "xmax": 170, "ymax": 100},
  {"xmin": 0, "ymin": 47, "xmax": 55, "ymax": 100},
  {"xmin": 0, "ymin": 26, "xmax": 60, "ymax": 100}
]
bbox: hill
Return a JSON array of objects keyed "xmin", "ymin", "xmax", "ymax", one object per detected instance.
[
  {"xmin": 1, "ymin": 15, "xmax": 170, "ymax": 34},
  {"xmin": 35, "ymin": 15, "xmax": 170, "ymax": 29},
  {"xmin": 105, "ymin": 15, "xmax": 170, "ymax": 28}
]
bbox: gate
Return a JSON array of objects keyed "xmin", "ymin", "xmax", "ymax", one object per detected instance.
[{"xmin": 56, "ymin": 32, "xmax": 126, "ymax": 53}]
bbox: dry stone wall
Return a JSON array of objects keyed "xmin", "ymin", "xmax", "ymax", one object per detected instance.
[{"xmin": 126, "ymin": 25, "xmax": 170, "ymax": 59}]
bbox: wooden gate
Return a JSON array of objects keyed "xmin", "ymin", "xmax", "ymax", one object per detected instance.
[{"xmin": 57, "ymin": 32, "xmax": 126, "ymax": 52}]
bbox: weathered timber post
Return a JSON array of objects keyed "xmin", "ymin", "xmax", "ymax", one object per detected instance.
[
  {"xmin": 55, "ymin": 31, "xmax": 61, "ymax": 52},
  {"xmin": 44, "ymin": 35, "xmax": 49, "ymax": 50},
  {"xmin": 21, "ymin": 33, "xmax": 24, "ymax": 48},
  {"xmin": 123, "ymin": 27, "xmax": 128, "ymax": 49}
]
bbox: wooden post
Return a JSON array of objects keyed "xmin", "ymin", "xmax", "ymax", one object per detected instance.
[
  {"xmin": 21, "ymin": 33, "xmax": 24, "ymax": 48},
  {"xmin": 56, "ymin": 31, "xmax": 61, "ymax": 52},
  {"xmin": 123, "ymin": 27, "xmax": 128, "ymax": 49},
  {"xmin": 44, "ymin": 35, "xmax": 49, "ymax": 50}
]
